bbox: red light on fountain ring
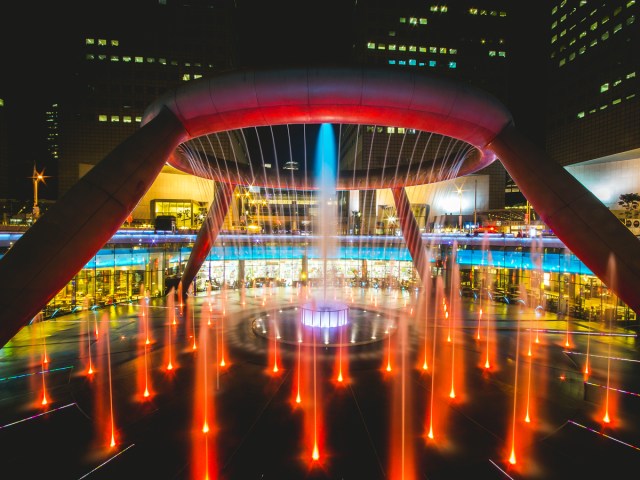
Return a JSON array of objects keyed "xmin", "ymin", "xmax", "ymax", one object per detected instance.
[{"xmin": 301, "ymin": 301, "xmax": 349, "ymax": 328}]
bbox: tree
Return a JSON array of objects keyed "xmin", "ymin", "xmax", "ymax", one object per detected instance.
[{"xmin": 618, "ymin": 193, "xmax": 640, "ymax": 218}]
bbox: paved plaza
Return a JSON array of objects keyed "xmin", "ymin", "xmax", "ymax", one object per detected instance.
[{"xmin": 0, "ymin": 286, "xmax": 638, "ymax": 479}]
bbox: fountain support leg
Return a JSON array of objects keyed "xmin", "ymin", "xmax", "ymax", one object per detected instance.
[
  {"xmin": 180, "ymin": 182, "xmax": 235, "ymax": 294},
  {"xmin": 0, "ymin": 106, "xmax": 187, "ymax": 348},
  {"xmin": 489, "ymin": 123, "xmax": 640, "ymax": 315},
  {"xmin": 392, "ymin": 187, "xmax": 430, "ymax": 284}
]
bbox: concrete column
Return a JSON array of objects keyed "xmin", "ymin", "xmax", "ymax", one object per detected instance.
[
  {"xmin": 238, "ymin": 260, "xmax": 246, "ymax": 287},
  {"xmin": 0, "ymin": 106, "xmax": 187, "ymax": 348},
  {"xmin": 180, "ymin": 182, "xmax": 235, "ymax": 294},
  {"xmin": 392, "ymin": 187, "xmax": 430, "ymax": 285},
  {"xmin": 489, "ymin": 123, "xmax": 640, "ymax": 315}
]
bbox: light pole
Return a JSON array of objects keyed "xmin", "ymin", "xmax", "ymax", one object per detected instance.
[{"xmin": 30, "ymin": 166, "xmax": 48, "ymax": 220}]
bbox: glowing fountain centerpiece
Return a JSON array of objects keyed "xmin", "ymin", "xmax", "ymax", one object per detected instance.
[
  {"xmin": 301, "ymin": 301, "xmax": 349, "ymax": 328},
  {"xmin": 303, "ymin": 123, "xmax": 349, "ymax": 329}
]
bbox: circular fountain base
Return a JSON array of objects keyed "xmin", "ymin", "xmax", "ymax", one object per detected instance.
[{"xmin": 251, "ymin": 305, "xmax": 396, "ymax": 347}]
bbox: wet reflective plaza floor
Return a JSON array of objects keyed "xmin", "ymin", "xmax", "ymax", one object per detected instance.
[{"xmin": 0, "ymin": 285, "xmax": 639, "ymax": 479}]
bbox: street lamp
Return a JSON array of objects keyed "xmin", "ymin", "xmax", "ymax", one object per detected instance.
[{"xmin": 30, "ymin": 166, "xmax": 49, "ymax": 220}]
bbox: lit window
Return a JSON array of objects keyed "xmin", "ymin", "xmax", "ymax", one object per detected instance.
[
  {"xmin": 441, "ymin": 5, "xmax": 448, "ymax": 12},
  {"xmin": 86, "ymin": 38, "xmax": 95, "ymax": 45},
  {"xmin": 388, "ymin": 59, "xmax": 396, "ymax": 65},
  {"xmin": 559, "ymin": 58, "xmax": 566, "ymax": 66},
  {"xmin": 552, "ymin": 20, "xmax": 558, "ymax": 29},
  {"xmin": 579, "ymin": 46, "xmax": 586, "ymax": 54},
  {"xmin": 449, "ymin": 48, "xmax": 457, "ymax": 54},
  {"xmin": 551, "ymin": 35, "xmax": 558, "ymax": 43},
  {"xmin": 419, "ymin": 62, "xmax": 425, "ymax": 66},
  {"xmin": 561, "ymin": 14, "xmax": 567, "ymax": 22},
  {"xmin": 480, "ymin": 10, "xmax": 487, "ymax": 15},
  {"xmin": 590, "ymin": 21, "xmax": 598, "ymax": 30},
  {"xmin": 626, "ymin": 71, "xmax": 636, "ymax": 79},
  {"xmin": 577, "ymin": 111, "xmax": 585, "ymax": 118},
  {"xmin": 469, "ymin": 8, "xmax": 478, "ymax": 15},
  {"xmin": 612, "ymin": 98, "xmax": 622, "ymax": 105},
  {"xmin": 579, "ymin": 30, "xmax": 587, "ymax": 38},
  {"xmin": 448, "ymin": 61, "xmax": 456, "ymax": 68},
  {"xmin": 409, "ymin": 59, "xmax": 416, "ymax": 66},
  {"xmin": 98, "ymin": 115, "xmax": 107, "ymax": 122},
  {"xmin": 602, "ymin": 15, "xmax": 609, "ymax": 24},
  {"xmin": 377, "ymin": 44, "xmax": 386, "ymax": 50},
  {"xmin": 111, "ymin": 115, "xmax": 119, "ymax": 122},
  {"xmin": 410, "ymin": 17, "xmax": 418, "ymax": 25},
  {"xmin": 613, "ymin": 23, "xmax": 623, "ymax": 33},
  {"xmin": 398, "ymin": 127, "xmax": 405, "ymax": 133},
  {"xmin": 627, "ymin": 94, "xmax": 636, "ymax": 100},
  {"xmin": 409, "ymin": 45, "xmax": 416, "ymax": 52},
  {"xmin": 440, "ymin": 47, "xmax": 447, "ymax": 54},
  {"xmin": 387, "ymin": 127, "xmax": 395, "ymax": 133},
  {"xmin": 98, "ymin": 39, "xmax": 107, "ymax": 46},
  {"xmin": 399, "ymin": 45, "xmax": 407, "ymax": 51},
  {"xmin": 429, "ymin": 46, "xmax": 437, "ymax": 53},
  {"xmin": 569, "ymin": 52, "xmax": 576, "ymax": 61},
  {"xmin": 429, "ymin": 60, "xmax": 436, "ymax": 67},
  {"xmin": 600, "ymin": 83, "xmax": 609, "ymax": 92},
  {"xmin": 419, "ymin": 46, "xmax": 426, "ymax": 52},
  {"xmin": 580, "ymin": 0, "xmax": 587, "ymax": 6},
  {"xmin": 399, "ymin": 17, "xmax": 406, "ymax": 23},
  {"xmin": 491, "ymin": 10, "xmax": 497, "ymax": 16},
  {"xmin": 182, "ymin": 74, "xmax": 191, "ymax": 81},
  {"xmin": 85, "ymin": 54, "xmax": 95, "ymax": 60},
  {"xmin": 430, "ymin": 6, "xmax": 438, "ymax": 12},
  {"xmin": 399, "ymin": 60, "xmax": 406, "ymax": 65},
  {"xmin": 389, "ymin": 31, "xmax": 396, "ymax": 36},
  {"xmin": 135, "ymin": 116, "xmax": 142, "ymax": 123},
  {"xmin": 135, "ymin": 56, "xmax": 143, "ymax": 63},
  {"xmin": 389, "ymin": 44, "xmax": 397, "ymax": 51},
  {"xmin": 420, "ymin": 18, "xmax": 427, "ymax": 24},
  {"xmin": 123, "ymin": 116, "xmax": 132, "ymax": 123},
  {"xmin": 367, "ymin": 42, "xmax": 375, "ymax": 49},
  {"xmin": 627, "ymin": 15, "xmax": 635, "ymax": 25},
  {"xmin": 159, "ymin": 58, "xmax": 167, "ymax": 65},
  {"xmin": 500, "ymin": 11, "xmax": 506, "ymax": 17},
  {"xmin": 498, "ymin": 51, "xmax": 506, "ymax": 57},
  {"xmin": 628, "ymin": 0, "xmax": 636, "ymax": 7},
  {"xmin": 171, "ymin": 60, "xmax": 178, "ymax": 66},
  {"xmin": 111, "ymin": 40, "xmax": 119, "ymax": 46},
  {"xmin": 110, "ymin": 56, "xmax": 119, "ymax": 62},
  {"xmin": 123, "ymin": 56, "xmax": 131, "ymax": 62},
  {"xmin": 560, "ymin": 29, "xmax": 567, "ymax": 36},
  {"xmin": 552, "ymin": 6, "xmax": 558, "ymax": 15},
  {"xmin": 569, "ymin": 37, "xmax": 577, "ymax": 45},
  {"xmin": 194, "ymin": 74, "xmax": 202, "ymax": 79},
  {"xmin": 98, "ymin": 54, "xmax": 106, "ymax": 60},
  {"xmin": 600, "ymin": 104, "xmax": 608, "ymax": 110},
  {"xmin": 614, "ymin": 79, "xmax": 622, "ymax": 86},
  {"xmin": 601, "ymin": 31, "xmax": 609, "ymax": 40},
  {"xmin": 147, "ymin": 57, "xmax": 155, "ymax": 63},
  {"xmin": 489, "ymin": 50, "xmax": 496, "ymax": 57}
]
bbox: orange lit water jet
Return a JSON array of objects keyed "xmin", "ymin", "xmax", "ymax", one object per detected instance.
[
  {"xmin": 508, "ymin": 313, "xmax": 523, "ymax": 465},
  {"xmin": 105, "ymin": 317, "xmax": 117, "ymax": 449}
]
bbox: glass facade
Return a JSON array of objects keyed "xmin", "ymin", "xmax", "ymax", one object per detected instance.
[{"xmin": 4, "ymin": 231, "xmax": 630, "ymax": 325}]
